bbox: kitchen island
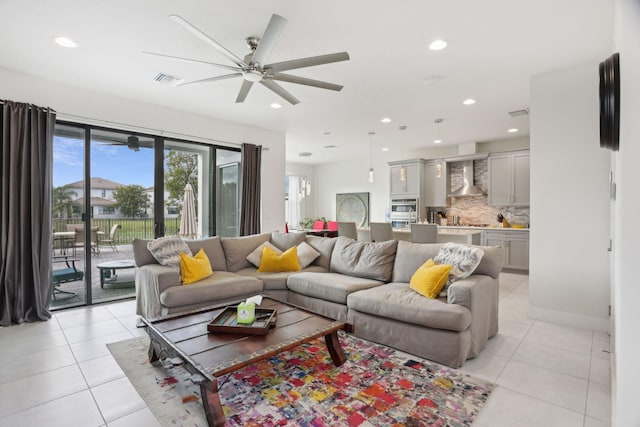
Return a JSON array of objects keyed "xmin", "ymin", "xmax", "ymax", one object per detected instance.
[{"xmin": 357, "ymin": 226, "xmax": 483, "ymax": 244}]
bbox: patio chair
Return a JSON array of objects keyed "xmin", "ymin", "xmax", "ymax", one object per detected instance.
[
  {"xmin": 98, "ymin": 224, "xmax": 121, "ymax": 252},
  {"xmin": 51, "ymin": 256, "xmax": 82, "ymax": 300},
  {"xmin": 73, "ymin": 226, "xmax": 100, "ymax": 256}
]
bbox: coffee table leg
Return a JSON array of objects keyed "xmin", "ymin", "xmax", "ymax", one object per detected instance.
[
  {"xmin": 147, "ymin": 339, "xmax": 159, "ymax": 363},
  {"xmin": 200, "ymin": 379, "xmax": 226, "ymax": 427},
  {"xmin": 325, "ymin": 331, "xmax": 346, "ymax": 366}
]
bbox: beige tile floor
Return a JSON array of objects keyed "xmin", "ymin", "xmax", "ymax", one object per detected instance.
[{"xmin": 0, "ymin": 272, "xmax": 611, "ymax": 426}]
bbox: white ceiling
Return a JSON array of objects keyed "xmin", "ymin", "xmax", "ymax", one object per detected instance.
[{"xmin": 0, "ymin": 0, "xmax": 614, "ymax": 164}]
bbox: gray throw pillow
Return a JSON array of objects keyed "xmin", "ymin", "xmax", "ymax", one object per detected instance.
[
  {"xmin": 146, "ymin": 236, "xmax": 192, "ymax": 269},
  {"xmin": 434, "ymin": 242, "xmax": 484, "ymax": 283},
  {"xmin": 297, "ymin": 241, "xmax": 321, "ymax": 269}
]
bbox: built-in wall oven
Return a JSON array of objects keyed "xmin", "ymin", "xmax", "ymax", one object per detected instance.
[{"xmin": 390, "ymin": 198, "xmax": 419, "ymax": 229}]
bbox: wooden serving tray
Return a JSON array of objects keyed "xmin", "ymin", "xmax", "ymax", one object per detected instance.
[{"xmin": 207, "ymin": 307, "xmax": 277, "ymax": 335}]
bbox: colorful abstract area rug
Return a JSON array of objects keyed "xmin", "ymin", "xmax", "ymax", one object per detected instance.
[{"xmin": 108, "ymin": 333, "xmax": 494, "ymax": 427}]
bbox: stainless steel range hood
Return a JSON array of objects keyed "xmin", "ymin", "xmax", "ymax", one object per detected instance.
[{"xmin": 448, "ymin": 160, "xmax": 485, "ymax": 197}]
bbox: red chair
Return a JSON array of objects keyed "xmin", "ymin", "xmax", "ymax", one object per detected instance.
[
  {"xmin": 327, "ymin": 221, "xmax": 338, "ymax": 231},
  {"xmin": 313, "ymin": 220, "xmax": 325, "ymax": 230}
]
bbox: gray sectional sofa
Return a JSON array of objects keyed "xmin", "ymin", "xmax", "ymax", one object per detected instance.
[{"xmin": 133, "ymin": 232, "xmax": 503, "ymax": 368}]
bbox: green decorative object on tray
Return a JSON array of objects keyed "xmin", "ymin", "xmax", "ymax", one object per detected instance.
[{"xmin": 237, "ymin": 301, "xmax": 255, "ymax": 324}]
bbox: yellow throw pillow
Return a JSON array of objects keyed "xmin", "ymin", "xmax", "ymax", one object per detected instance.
[
  {"xmin": 409, "ymin": 258, "xmax": 452, "ymax": 299},
  {"xmin": 179, "ymin": 248, "xmax": 213, "ymax": 284},
  {"xmin": 258, "ymin": 246, "xmax": 301, "ymax": 272}
]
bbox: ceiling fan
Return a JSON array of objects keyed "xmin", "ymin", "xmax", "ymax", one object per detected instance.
[{"xmin": 143, "ymin": 14, "xmax": 350, "ymax": 105}]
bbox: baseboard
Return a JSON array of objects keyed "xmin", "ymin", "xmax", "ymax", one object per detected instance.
[{"xmin": 528, "ymin": 306, "xmax": 610, "ymax": 332}]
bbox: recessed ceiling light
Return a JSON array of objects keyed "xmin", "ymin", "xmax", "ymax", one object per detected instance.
[
  {"xmin": 429, "ymin": 39, "xmax": 447, "ymax": 51},
  {"xmin": 434, "ymin": 139, "xmax": 443, "ymax": 144},
  {"xmin": 54, "ymin": 36, "xmax": 77, "ymax": 48},
  {"xmin": 463, "ymin": 98, "xmax": 476, "ymax": 105},
  {"xmin": 382, "ymin": 147, "xmax": 389, "ymax": 152},
  {"xmin": 270, "ymin": 103, "xmax": 282, "ymax": 109},
  {"xmin": 381, "ymin": 117, "xmax": 392, "ymax": 123},
  {"xmin": 508, "ymin": 128, "xmax": 519, "ymax": 133}
]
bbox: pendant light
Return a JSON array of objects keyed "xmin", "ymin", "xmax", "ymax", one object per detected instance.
[
  {"xmin": 399, "ymin": 125, "xmax": 407, "ymax": 181},
  {"xmin": 434, "ymin": 118, "xmax": 443, "ymax": 144},
  {"xmin": 368, "ymin": 131, "xmax": 375, "ymax": 183}
]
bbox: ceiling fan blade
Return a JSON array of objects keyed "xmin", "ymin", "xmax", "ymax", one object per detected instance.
[
  {"xmin": 268, "ymin": 73, "xmax": 343, "ymax": 91},
  {"xmin": 141, "ymin": 51, "xmax": 242, "ymax": 72},
  {"xmin": 250, "ymin": 14, "xmax": 287, "ymax": 67},
  {"xmin": 169, "ymin": 15, "xmax": 248, "ymax": 68},
  {"xmin": 260, "ymin": 80, "xmax": 300, "ymax": 105},
  {"xmin": 267, "ymin": 52, "xmax": 350, "ymax": 73},
  {"xmin": 178, "ymin": 73, "xmax": 243, "ymax": 86},
  {"xmin": 235, "ymin": 80, "xmax": 254, "ymax": 103}
]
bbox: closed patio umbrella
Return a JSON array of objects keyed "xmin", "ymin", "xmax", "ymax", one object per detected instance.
[{"xmin": 179, "ymin": 183, "xmax": 197, "ymax": 239}]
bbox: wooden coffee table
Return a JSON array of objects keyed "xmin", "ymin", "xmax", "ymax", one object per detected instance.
[{"xmin": 141, "ymin": 297, "xmax": 351, "ymax": 427}]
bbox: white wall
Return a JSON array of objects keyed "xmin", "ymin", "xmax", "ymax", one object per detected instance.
[
  {"xmin": 612, "ymin": 0, "xmax": 640, "ymax": 424},
  {"xmin": 529, "ymin": 62, "xmax": 611, "ymax": 331},
  {"xmin": 0, "ymin": 67, "xmax": 285, "ymax": 234}
]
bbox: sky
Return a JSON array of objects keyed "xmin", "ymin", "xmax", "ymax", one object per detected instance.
[{"xmin": 53, "ymin": 136, "xmax": 155, "ymax": 188}]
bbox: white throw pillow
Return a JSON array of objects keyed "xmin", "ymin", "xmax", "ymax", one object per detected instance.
[
  {"xmin": 297, "ymin": 241, "xmax": 321, "ymax": 269},
  {"xmin": 434, "ymin": 242, "xmax": 484, "ymax": 283},
  {"xmin": 147, "ymin": 236, "xmax": 192, "ymax": 269},
  {"xmin": 246, "ymin": 241, "xmax": 282, "ymax": 268}
]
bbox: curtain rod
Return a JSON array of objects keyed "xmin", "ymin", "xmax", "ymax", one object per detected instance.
[{"xmin": 56, "ymin": 112, "xmax": 240, "ymax": 148}]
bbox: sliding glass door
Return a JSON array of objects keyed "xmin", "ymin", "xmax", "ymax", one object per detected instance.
[{"xmin": 51, "ymin": 122, "xmax": 239, "ymax": 310}]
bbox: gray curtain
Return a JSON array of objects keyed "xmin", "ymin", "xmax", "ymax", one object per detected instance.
[
  {"xmin": 0, "ymin": 100, "xmax": 55, "ymax": 325},
  {"xmin": 239, "ymin": 143, "xmax": 262, "ymax": 236}
]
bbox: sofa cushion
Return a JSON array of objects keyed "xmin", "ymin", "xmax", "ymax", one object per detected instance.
[
  {"xmin": 305, "ymin": 235, "xmax": 337, "ymax": 269},
  {"xmin": 392, "ymin": 241, "xmax": 444, "ymax": 283},
  {"xmin": 258, "ymin": 246, "xmax": 301, "ymax": 272},
  {"xmin": 159, "ymin": 271, "xmax": 263, "ymax": 308},
  {"xmin": 471, "ymin": 245, "xmax": 504, "ymax": 279},
  {"xmin": 246, "ymin": 241, "xmax": 281, "ymax": 268},
  {"xmin": 133, "ymin": 238, "xmax": 157, "ymax": 267},
  {"xmin": 221, "ymin": 233, "xmax": 271, "ymax": 272},
  {"xmin": 186, "ymin": 237, "xmax": 228, "ymax": 272},
  {"xmin": 434, "ymin": 242, "xmax": 484, "ymax": 282},
  {"xmin": 179, "ymin": 248, "xmax": 213, "ymax": 284},
  {"xmin": 270, "ymin": 231, "xmax": 306, "ymax": 251},
  {"xmin": 330, "ymin": 237, "xmax": 397, "ymax": 282},
  {"xmin": 410, "ymin": 259, "xmax": 452, "ymax": 299},
  {"xmin": 347, "ymin": 282, "xmax": 472, "ymax": 332},
  {"xmin": 237, "ymin": 265, "xmax": 327, "ymax": 290},
  {"xmin": 287, "ymin": 272, "xmax": 384, "ymax": 305},
  {"xmin": 147, "ymin": 236, "xmax": 192, "ymax": 269}
]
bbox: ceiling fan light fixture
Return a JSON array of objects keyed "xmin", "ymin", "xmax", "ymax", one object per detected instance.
[{"xmin": 243, "ymin": 70, "xmax": 264, "ymax": 82}]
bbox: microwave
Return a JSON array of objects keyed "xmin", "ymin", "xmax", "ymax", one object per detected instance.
[{"xmin": 390, "ymin": 198, "xmax": 419, "ymax": 223}]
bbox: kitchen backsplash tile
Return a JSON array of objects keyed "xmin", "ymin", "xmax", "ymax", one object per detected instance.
[{"xmin": 428, "ymin": 158, "xmax": 530, "ymax": 227}]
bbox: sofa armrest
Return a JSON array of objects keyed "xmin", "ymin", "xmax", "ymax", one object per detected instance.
[
  {"xmin": 135, "ymin": 264, "xmax": 180, "ymax": 319},
  {"xmin": 447, "ymin": 274, "xmax": 499, "ymax": 357}
]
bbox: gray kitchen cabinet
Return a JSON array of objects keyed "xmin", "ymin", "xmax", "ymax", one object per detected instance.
[
  {"xmin": 389, "ymin": 159, "xmax": 425, "ymax": 197},
  {"xmin": 489, "ymin": 151, "xmax": 530, "ymax": 206},
  {"xmin": 424, "ymin": 160, "xmax": 447, "ymax": 207},
  {"xmin": 483, "ymin": 229, "xmax": 529, "ymax": 270}
]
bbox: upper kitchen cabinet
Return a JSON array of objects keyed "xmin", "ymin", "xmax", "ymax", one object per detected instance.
[
  {"xmin": 488, "ymin": 150, "xmax": 530, "ymax": 206},
  {"xmin": 389, "ymin": 159, "xmax": 425, "ymax": 197},
  {"xmin": 424, "ymin": 160, "xmax": 447, "ymax": 207}
]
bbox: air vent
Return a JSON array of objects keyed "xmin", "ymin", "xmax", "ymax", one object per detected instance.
[
  {"xmin": 508, "ymin": 109, "xmax": 529, "ymax": 117},
  {"xmin": 299, "ymin": 152, "xmax": 312, "ymax": 157},
  {"xmin": 153, "ymin": 72, "xmax": 184, "ymax": 86}
]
